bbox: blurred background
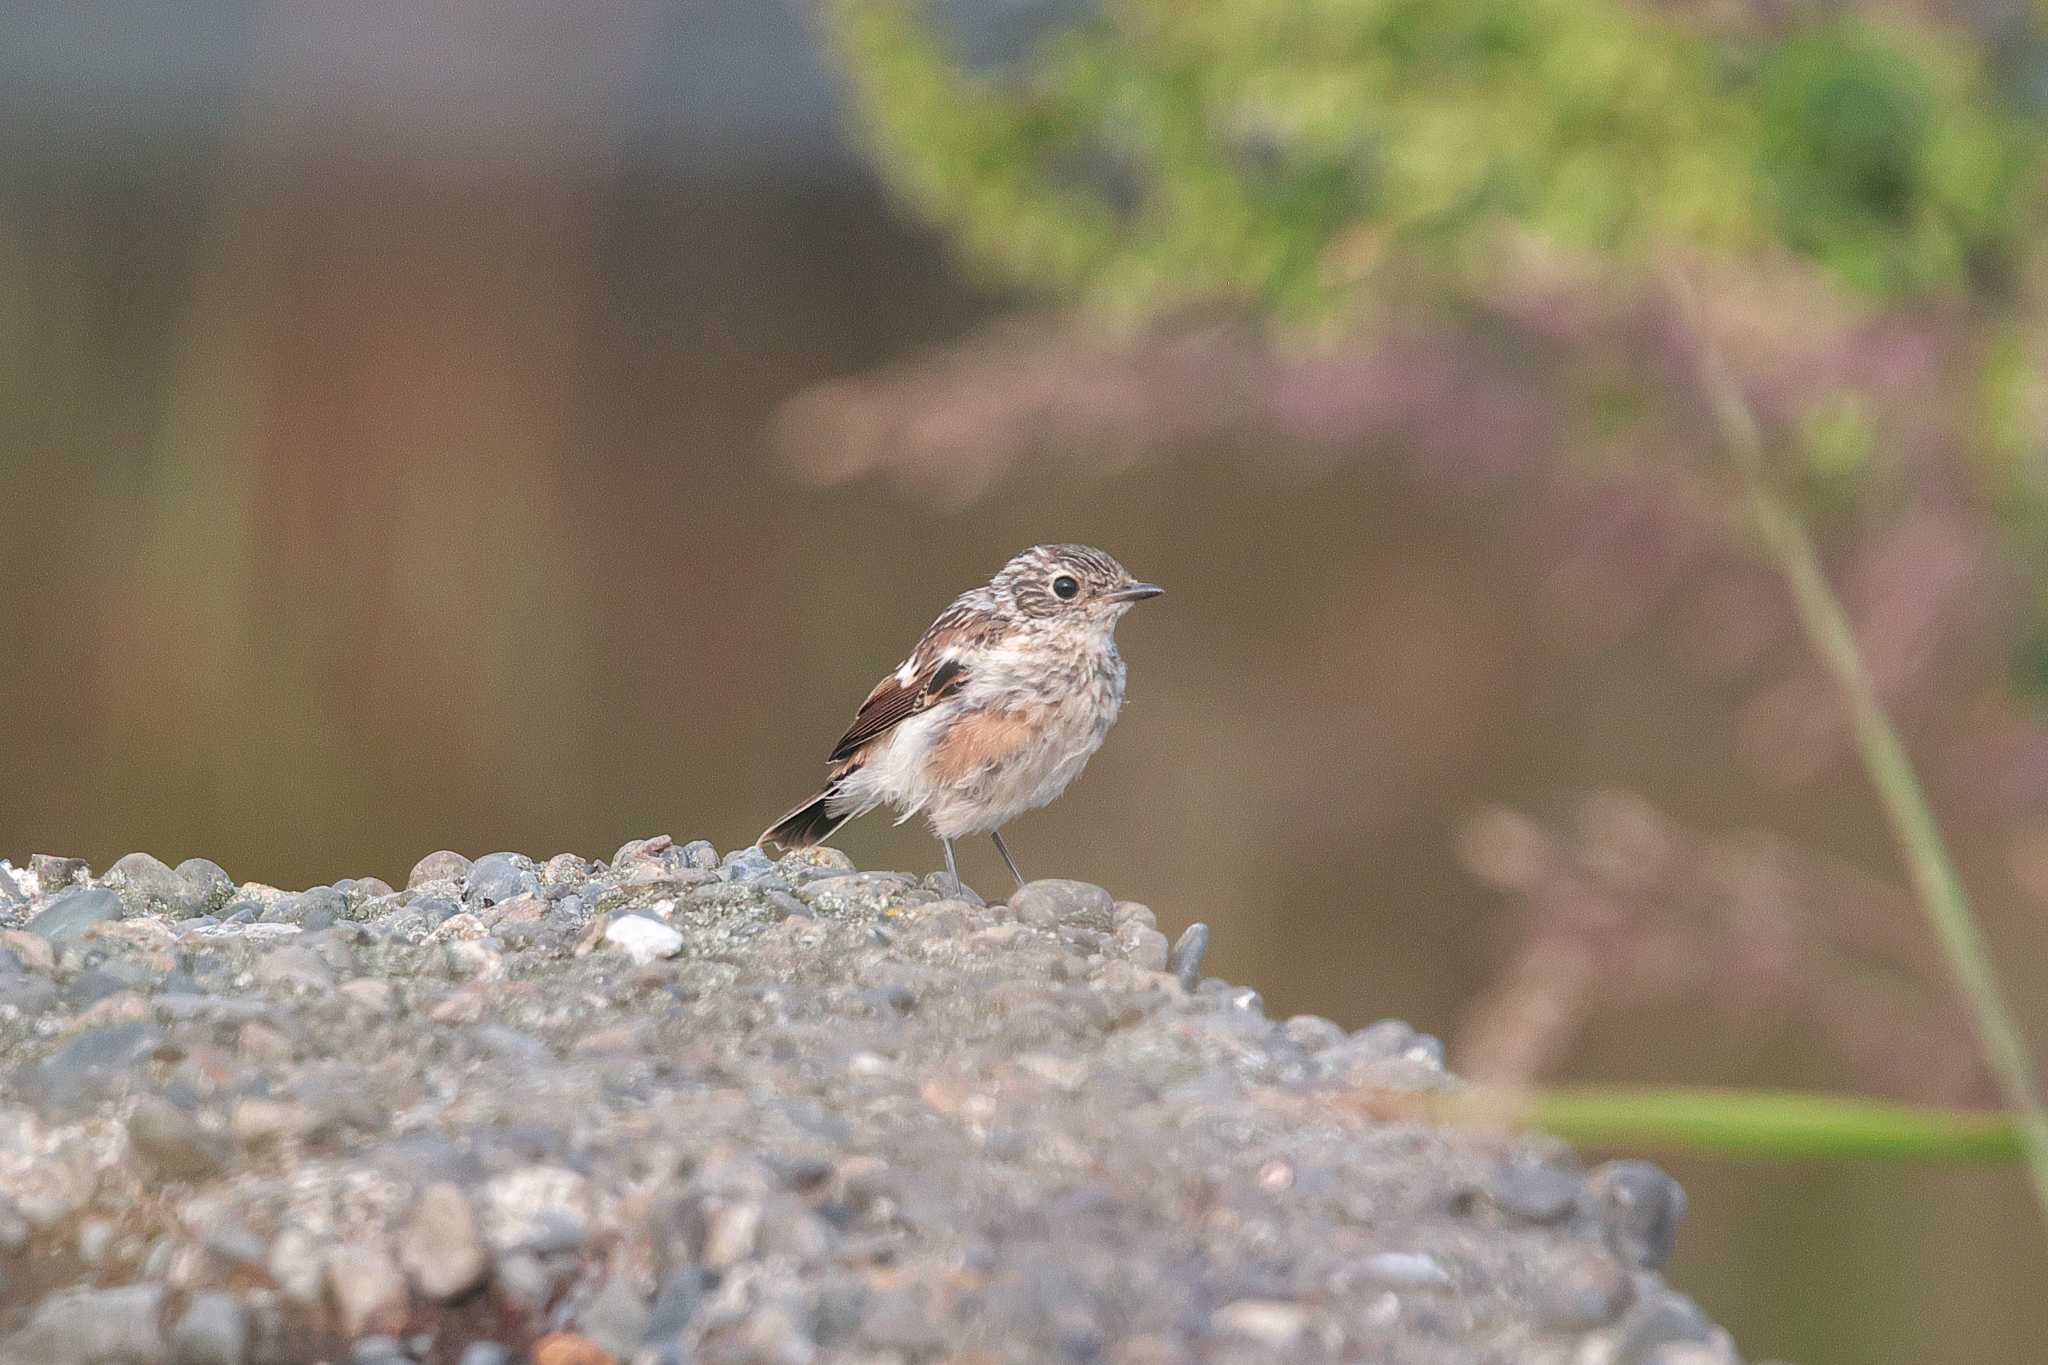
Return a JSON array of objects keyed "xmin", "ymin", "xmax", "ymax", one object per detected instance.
[{"xmin": 6, "ymin": 1, "xmax": 2048, "ymax": 1359}]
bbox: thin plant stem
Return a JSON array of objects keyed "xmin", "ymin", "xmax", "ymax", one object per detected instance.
[{"xmin": 1666, "ymin": 264, "xmax": 2048, "ymax": 1228}]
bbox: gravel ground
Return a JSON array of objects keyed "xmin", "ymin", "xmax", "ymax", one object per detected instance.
[{"xmin": 0, "ymin": 843, "xmax": 1741, "ymax": 1365}]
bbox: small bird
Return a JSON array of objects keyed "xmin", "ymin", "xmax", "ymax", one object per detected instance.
[{"xmin": 759, "ymin": 544, "xmax": 1163, "ymax": 890}]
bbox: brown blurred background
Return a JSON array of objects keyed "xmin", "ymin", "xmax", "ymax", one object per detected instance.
[{"xmin": 4, "ymin": 3, "xmax": 2047, "ymax": 1361}]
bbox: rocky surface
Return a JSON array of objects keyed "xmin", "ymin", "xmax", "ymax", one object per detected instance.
[{"xmin": 0, "ymin": 842, "xmax": 1740, "ymax": 1365}]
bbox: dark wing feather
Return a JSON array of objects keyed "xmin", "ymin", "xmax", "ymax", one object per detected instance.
[
  {"xmin": 827, "ymin": 655, "xmax": 967, "ymax": 763},
  {"xmin": 824, "ymin": 604, "xmax": 989, "ymax": 764}
]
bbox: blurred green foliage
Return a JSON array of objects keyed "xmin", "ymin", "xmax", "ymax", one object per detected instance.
[{"xmin": 823, "ymin": 0, "xmax": 2042, "ymax": 313}]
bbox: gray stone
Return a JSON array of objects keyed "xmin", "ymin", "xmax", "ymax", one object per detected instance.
[
  {"xmin": 200, "ymin": 1218, "xmax": 269, "ymax": 1267},
  {"xmin": 1118, "ymin": 925, "xmax": 1170, "ymax": 972},
  {"xmin": 411, "ymin": 894, "xmax": 463, "ymax": 926},
  {"xmin": 259, "ymin": 887, "xmax": 344, "ymax": 928},
  {"xmin": 1536, "ymin": 1248, "xmax": 1636, "ymax": 1333},
  {"xmin": 127, "ymin": 1097, "xmax": 230, "ymax": 1180},
  {"xmin": 481, "ymin": 1165, "xmax": 594, "ymax": 1255},
  {"xmin": 456, "ymin": 1347, "xmax": 510, "ymax": 1365},
  {"xmin": 0, "ymin": 864, "xmax": 23, "ymax": 907},
  {"xmin": 1611, "ymin": 1291, "xmax": 1718, "ymax": 1363},
  {"xmin": 471, "ymin": 1026, "xmax": 550, "ymax": 1063},
  {"xmin": 1212, "ymin": 1300, "xmax": 1308, "ymax": 1349},
  {"xmin": 493, "ymin": 1253, "xmax": 553, "ymax": 1313},
  {"xmin": 680, "ymin": 840, "xmax": 719, "ymax": 870},
  {"xmin": 170, "ymin": 1293, "xmax": 250, "ymax": 1365},
  {"xmin": 252, "ymin": 947, "xmax": 334, "ymax": 994},
  {"xmin": 1279, "ymin": 1014, "xmax": 1347, "ymax": 1053},
  {"xmin": 1488, "ymin": 1153, "xmax": 1583, "ymax": 1223},
  {"xmin": 541, "ymin": 853, "xmax": 588, "ymax": 886},
  {"xmin": 76, "ymin": 1219, "xmax": 115, "ymax": 1266},
  {"xmin": 29, "ymin": 854, "xmax": 89, "ymax": 892},
  {"xmin": 1359, "ymin": 1251, "xmax": 1452, "ymax": 1288},
  {"xmin": 3, "ymin": 1284, "xmax": 165, "ymax": 1364},
  {"xmin": 465, "ymin": 852, "xmax": 539, "ymax": 907},
  {"xmin": 644, "ymin": 1268, "xmax": 704, "ymax": 1343},
  {"xmin": 175, "ymin": 860, "xmax": 236, "ymax": 913},
  {"xmin": 1590, "ymin": 1161, "xmax": 1688, "ymax": 1269},
  {"xmin": 408, "ymin": 850, "xmax": 472, "ymax": 888},
  {"xmin": 326, "ymin": 1240, "xmax": 407, "ymax": 1337},
  {"xmin": 859, "ymin": 1283, "xmax": 944, "ymax": 1353},
  {"xmin": 724, "ymin": 854, "xmax": 780, "ymax": 887},
  {"xmin": 576, "ymin": 1270, "xmax": 652, "ymax": 1359},
  {"xmin": 0, "ymin": 973, "xmax": 57, "ymax": 1016},
  {"xmin": 0, "ymin": 1195, "xmax": 30, "ymax": 1253},
  {"xmin": 27, "ymin": 886, "xmax": 124, "ymax": 942},
  {"xmin": 1010, "ymin": 879, "xmax": 1115, "ymax": 931},
  {"xmin": 37, "ymin": 1021, "xmax": 160, "ymax": 1112},
  {"xmin": 348, "ymin": 1336, "xmax": 405, "ymax": 1365},
  {"xmin": 398, "ymin": 1182, "xmax": 490, "ymax": 1301},
  {"xmin": 1169, "ymin": 922, "xmax": 1209, "ymax": 991},
  {"xmin": 108, "ymin": 851, "xmax": 196, "ymax": 914}
]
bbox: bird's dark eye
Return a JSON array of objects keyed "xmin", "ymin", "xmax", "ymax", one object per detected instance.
[{"xmin": 1052, "ymin": 574, "xmax": 1080, "ymax": 600}]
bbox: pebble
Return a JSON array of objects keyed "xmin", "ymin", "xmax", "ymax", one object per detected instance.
[
  {"xmin": 27, "ymin": 886, "xmax": 125, "ymax": 942},
  {"xmin": 267, "ymin": 1228, "xmax": 327, "ymax": 1305},
  {"xmin": 252, "ymin": 946, "xmax": 335, "ymax": 993},
  {"xmin": 467, "ymin": 852, "xmax": 541, "ymax": 906},
  {"xmin": 108, "ymin": 851, "xmax": 195, "ymax": 913},
  {"xmin": 170, "ymin": 1292, "xmax": 251, "ymax": 1365},
  {"xmin": 0, "ymin": 1196, "xmax": 30, "ymax": 1253},
  {"xmin": 1111, "ymin": 900, "xmax": 1156, "ymax": 930},
  {"xmin": 1609, "ymin": 1290, "xmax": 1719, "ymax": 1363},
  {"xmin": 1360, "ymin": 1250, "xmax": 1453, "ymax": 1288},
  {"xmin": 126, "ymin": 1097, "xmax": 230, "ymax": 1179},
  {"xmin": 1536, "ymin": 1247, "xmax": 1636, "ymax": 1332},
  {"xmin": 399, "ymin": 1181, "xmax": 491, "ymax": 1300},
  {"xmin": 409, "ymin": 849, "xmax": 473, "ymax": 888},
  {"xmin": 644, "ymin": 1268, "xmax": 704, "ymax": 1342},
  {"xmin": 2, "ymin": 1284, "xmax": 165, "ymax": 1365},
  {"xmin": 176, "ymin": 859, "xmax": 236, "ymax": 912},
  {"xmin": 29, "ymin": 854, "xmax": 89, "ymax": 891},
  {"xmin": 1118, "ymin": 925, "xmax": 1170, "ymax": 972},
  {"xmin": 1488, "ymin": 1153, "xmax": 1584, "ymax": 1223},
  {"xmin": 1589, "ymin": 1161, "xmax": 1688, "ymax": 1269},
  {"xmin": 1010, "ymin": 879, "xmax": 1116, "ymax": 931},
  {"xmin": 0, "ymin": 863, "xmax": 23, "ymax": 906},
  {"xmin": 575, "ymin": 1269, "xmax": 652, "ymax": 1359},
  {"xmin": 482, "ymin": 1165, "xmax": 594, "ymax": 1255},
  {"xmin": 529, "ymin": 1333, "xmax": 614, "ymax": 1365},
  {"xmin": 326, "ymin": 1240, "xmax": 408, "ymax": 1336},
  {"xmin": 1169, "ymin": 922, "xmax": 1209, "ymax": 991},
  {"xmin": 227, "ymin": 1096, "xmax": 325, "ymax": 1146},
  {"xmin": 604, "ymin": 915, "xmax": 686, "ymax": 965},
  {"xmin": 1211, "ymin": 1299, "xmax": 1308, "ymax": 1349},
  {"xmin": 338, "ymin": 977, "xmax": 399, "ymax": 1016},
  {"xmin": 0, "ymin": 929, "xmax": 55, "ymax": 972}
]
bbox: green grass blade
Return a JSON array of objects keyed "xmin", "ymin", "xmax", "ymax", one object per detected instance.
[{"xmin": 1511, "ymin": 1086, "xmax": 2022, "ymax": 1163}]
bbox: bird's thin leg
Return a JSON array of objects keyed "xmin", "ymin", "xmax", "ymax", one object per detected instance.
[
  {"xmin": 941, "ymin": 837, "xmax": 960, "ymax": 891},
  {"xmin": 991, "ymin": 829, "xmax": 1025, "ymax": 889}
]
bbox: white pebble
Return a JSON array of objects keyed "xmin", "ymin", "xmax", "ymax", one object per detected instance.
[{"xmin": 603, "ymin": 915, "xmax": 684, "ymax": 964}]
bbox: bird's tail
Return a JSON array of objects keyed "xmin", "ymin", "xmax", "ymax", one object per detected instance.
[{"xmin": 758, "ymin": 780, "xmax": 855, "ymax": 851}]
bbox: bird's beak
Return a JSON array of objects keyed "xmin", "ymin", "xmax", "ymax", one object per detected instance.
[{"xmin": 1108, "ymin": 581, "xmax": 1164, "ymax": 603}]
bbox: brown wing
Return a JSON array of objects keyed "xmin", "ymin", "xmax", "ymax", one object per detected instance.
[
  {"xmin": 825, "ymin": 604, "xmax": 990, "ymax": 764},
  {"xmin": 828, "ymin": 654, "xmax": 967, "ymax": 763}
]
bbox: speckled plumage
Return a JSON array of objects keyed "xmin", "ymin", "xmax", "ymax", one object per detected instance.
[{"xmin": 759, "ymin": 544, "xmax": 1162, "ymax": 887}]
